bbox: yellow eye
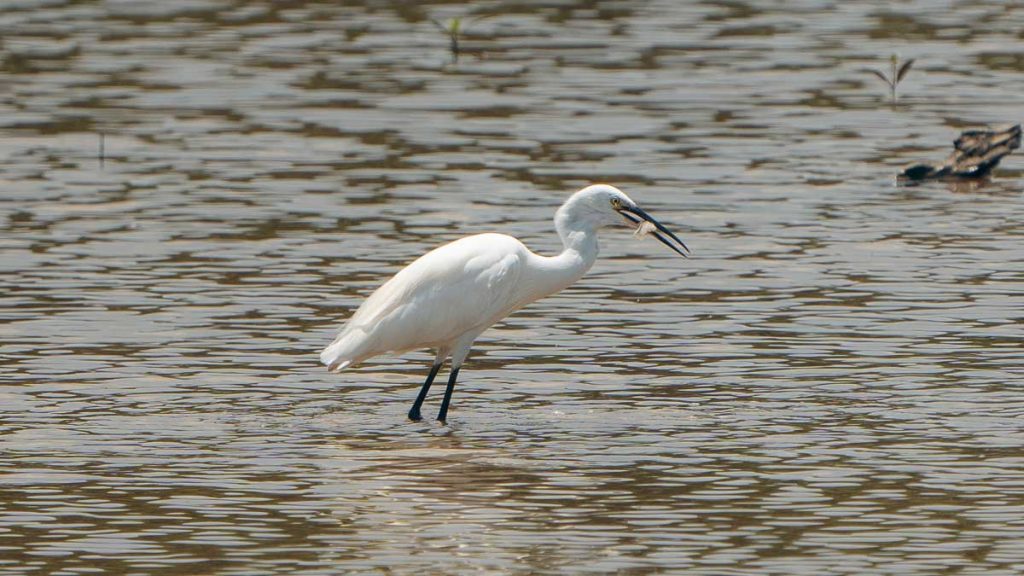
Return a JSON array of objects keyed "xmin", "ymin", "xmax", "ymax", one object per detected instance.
[{"xmin": 610, "ymin": 198, "xmax": 622, "ymax": 209}]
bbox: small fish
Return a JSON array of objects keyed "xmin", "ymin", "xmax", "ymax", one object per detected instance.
[{"xmin": 633, "ymin": 220, "xmax": 657, "ymax": 238}]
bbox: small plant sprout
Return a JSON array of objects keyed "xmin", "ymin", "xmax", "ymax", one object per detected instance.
[
  {"xmin": 430, "ymin": 14, "xmax": 492, "ymax": 62},
  {"xmin": 870, "ymin": 54, "xmax": 915, "ymax": 103},
  {"xmin": 431, "ymin": 17, "xmax": 462, "ymax": 60}
]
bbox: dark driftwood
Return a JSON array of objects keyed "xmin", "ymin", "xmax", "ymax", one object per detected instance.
[{"xmin": 899, "ymin": 124, "xmax": 1021, "ymax": 182}]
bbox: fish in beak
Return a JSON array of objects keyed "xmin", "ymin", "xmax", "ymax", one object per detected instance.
[{"xmin": 617, "ymin": 204, "xmax": 690, "ymax": 258}]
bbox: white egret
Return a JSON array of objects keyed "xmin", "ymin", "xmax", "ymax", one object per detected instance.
[{"xmin": 320, "ymin": 184, "xmax": 689, "ymax": 423}]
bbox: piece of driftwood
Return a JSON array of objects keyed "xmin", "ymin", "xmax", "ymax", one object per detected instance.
[{"xmin": 899, "ymin": 124, "xmax": 1021, "ymax": 182}]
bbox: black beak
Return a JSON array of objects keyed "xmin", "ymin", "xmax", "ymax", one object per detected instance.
[{"xmin": 618, "ymin": 204, "xmax": 690, "ymax": 258}]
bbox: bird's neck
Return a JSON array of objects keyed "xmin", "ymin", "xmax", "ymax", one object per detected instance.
[
  {"xmin": 556, "ymin": 227, "xmax": 599, "ymax": 264},
  {"xmin": 519, "ymin": 210, "xmax": 600, "ymax": 301},
  {"xmin": 554, "ymin": 204, "xmax": 601, "ymax": 263}
]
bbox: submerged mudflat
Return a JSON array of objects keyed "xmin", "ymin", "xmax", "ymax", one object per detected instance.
[{"xmin": 1, "ymin": 1, "xmax": 1023, "ymax": 574}]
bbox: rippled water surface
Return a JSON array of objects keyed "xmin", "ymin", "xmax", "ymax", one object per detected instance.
[{"xmin": 2, "ymin": 1, "xmax": 1024, "ymax": 574}]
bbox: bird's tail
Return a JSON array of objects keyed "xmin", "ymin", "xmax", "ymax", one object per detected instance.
[{"xmin": 320, "ymin": 331, "xmax": 363, "ymax": 372}]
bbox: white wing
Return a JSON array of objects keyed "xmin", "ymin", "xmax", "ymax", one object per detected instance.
[{"xmin": 321, "ymin": 233, "xmax": 526, "ymax": 369}]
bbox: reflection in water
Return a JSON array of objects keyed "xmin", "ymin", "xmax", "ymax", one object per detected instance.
[{"xmin": 1, "ymin": 1, "xmax": 1023, "ymax": 574}]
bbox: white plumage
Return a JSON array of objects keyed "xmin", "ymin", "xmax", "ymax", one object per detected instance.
[
  {"xmin": 320, "ymin": 184, "xmax": 689, "ymax": 423},
  {"xmin": 320, "ymin": 233, "xmax": 528, "ymax": 370}
]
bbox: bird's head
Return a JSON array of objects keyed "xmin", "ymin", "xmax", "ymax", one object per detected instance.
[{"xmin": 561, "ymin": 184, "xmax": 690, "ymax": 257}]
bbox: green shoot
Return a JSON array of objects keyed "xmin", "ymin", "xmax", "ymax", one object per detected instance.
[
  {"xmin": 430, "ymin": 14, "xmax": 492, "ymax": 62},
  {"xmin": 869, "ymin": 54, "xmax": 915, "ymax": 103}
]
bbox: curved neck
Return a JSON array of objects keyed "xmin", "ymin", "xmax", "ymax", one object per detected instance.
[
  {"xmin": 517, "ymin": 207, "xmax": 600, "ymax": 305},
  {"xmin": 555, "ymin": 203, "xmax": 600, "ymax": 259}
]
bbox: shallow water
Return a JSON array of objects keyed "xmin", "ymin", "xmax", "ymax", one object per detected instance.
[{"xmin": 2, "ymin": 1, "xmax": 1024, "ymax": 574}]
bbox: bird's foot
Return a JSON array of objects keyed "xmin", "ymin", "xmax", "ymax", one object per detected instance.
[
  {"xmin": 408, "ymin": 409, "xmax": 423, "ymax": 421},
  {"xmin": 435, "ymin": 408, "xmax": 450, "ymax": 425}
]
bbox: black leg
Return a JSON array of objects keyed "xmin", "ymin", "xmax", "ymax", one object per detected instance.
[
  {"xmin": 436, "ymin": 367, "xmax": 461, "ymax": 423},
  {"xmin": 408, "ymin": 362, "xmax": 442, "ymax": 421}
]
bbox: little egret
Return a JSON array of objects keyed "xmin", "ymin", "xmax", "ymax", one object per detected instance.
[{"xmin": 320, "ymin": 184, "xmax": 689, "ymax": 423}]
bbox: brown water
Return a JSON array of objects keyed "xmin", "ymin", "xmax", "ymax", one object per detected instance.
[{"xmin": 2, "ymin": 1, "xmax": 1024, "ymax": 574}]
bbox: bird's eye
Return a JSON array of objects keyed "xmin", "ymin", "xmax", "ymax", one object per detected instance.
[{"xmin": 610, "ymin": 198, "xmax": 622, "ymax": 209}]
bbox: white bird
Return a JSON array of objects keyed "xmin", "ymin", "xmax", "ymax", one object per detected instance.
[{"xmin": 320, "ymin": 184, "xmax": 689, "ymax": 423}]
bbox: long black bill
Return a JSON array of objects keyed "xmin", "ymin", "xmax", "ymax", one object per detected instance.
[{"xmin": 619, "ymin": 205, "xmax": 691, "ymax": 258}]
